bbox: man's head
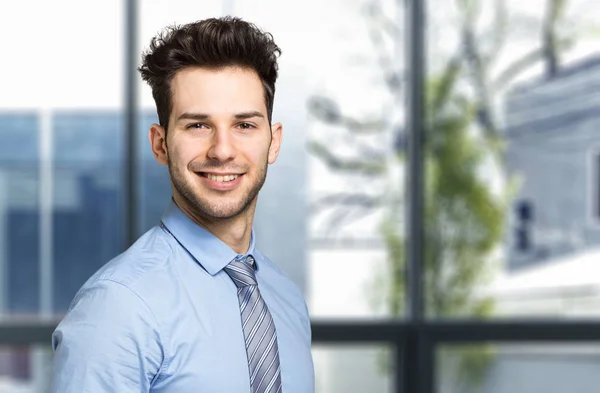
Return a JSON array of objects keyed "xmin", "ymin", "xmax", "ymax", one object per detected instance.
[
  {"xmin": 139, "ymin": 17, "xmax": 281, "ymax": 131},
  {"xmin": 139, "ymin": 18, "xmax": 283, "ymax": 221}
]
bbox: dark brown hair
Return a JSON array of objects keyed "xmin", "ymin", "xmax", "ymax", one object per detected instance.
[{"xmin": 138, "ymin": 17, "xmax": 281, "ymax": 132}]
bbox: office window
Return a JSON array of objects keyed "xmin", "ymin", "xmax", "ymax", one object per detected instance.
[
  {"xmin": 0, "ymin": 0, "xmax": 123, "ymax": 390},
  {"xmin": 426, "ymin": 0, "xmax": 600, "ymax": 318},
  {"xmin": 3, "ymin": 1, "xmax": 600, "ymax": 393},
  {"xmin": 312, "ymin": 345, "xmax": 393, "ymax": 393},
  {"xmin": 52, "ymin": 112, "xmax": 124, "ymax": 311},
  {"xmin": 0, "ymin": 113, "xmax": 40, "ymax": 314},
  {"xmin": 438, "ymin": 344, "xmax": 600, "ymax": 393}
]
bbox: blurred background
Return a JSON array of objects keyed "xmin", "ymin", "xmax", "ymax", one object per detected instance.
[{"xmin": 1, "ymin": 0, "xmax": 600, "ymax": 391}]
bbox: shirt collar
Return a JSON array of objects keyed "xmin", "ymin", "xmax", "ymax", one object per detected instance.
[{"xmin": 160, "ymin": 199, "xmax": 257, "ymax": 276}]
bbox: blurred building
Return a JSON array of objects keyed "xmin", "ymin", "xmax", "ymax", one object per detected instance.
[
  {"xmin": 496, "ymin": 54, "xmax": 600, "ymax": 315},
  {"xmin": 504, "ymin": 55, "xmax": 600, "ymax": 272},
  {"xmin": 454, "ymin": 55, "xmax": 600, "ymax": 393}
]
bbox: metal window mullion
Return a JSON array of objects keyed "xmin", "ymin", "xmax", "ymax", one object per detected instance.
[
  {"xmin": 39, "ymin": 108, "xmax": 54, "ymax": 317},
  {"xmin": 124, "ymin": 0, "xmax": 139, "ymax": 249},
  {"xmin": 404, "ymin": 0, "xmax": 425, "ymax": 324}
]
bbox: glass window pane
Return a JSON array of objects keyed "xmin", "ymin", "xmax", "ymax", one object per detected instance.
[
  {"xmin": 309, "ymin": 249, "xmax": 390, "ymax": 318},
  {"xmin": 0, "ymin": 345, "xmax": 52, "ymax": 393},
  {"xmin": 438, "ymin": 343, "xmax": 600, "ymax": 393},
  {"xmin": 0, "ymin": 0, "xmax": 123, "ymax": 317},
  {"xmin": 0, "ymin": 114, "xmax": 40, "ymax": 314},
  {"xmin": 427, "ymin": 0, "xmax": 600, "ymax": 318},
  {"xmin": 313, "ymin": 344, "xmax": 393, "ymax": 393},
  {"xmin": 303, "ymin": 0, "xmax": 406, "ymax": 319},
  {"xmin": 52, "ymin": 112, "xmax": 124, "ymax": 312}
]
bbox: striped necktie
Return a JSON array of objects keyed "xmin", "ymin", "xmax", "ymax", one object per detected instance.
[{"xmin": 224, "ymin": 255, "xmax": 283, "ymax": 393}]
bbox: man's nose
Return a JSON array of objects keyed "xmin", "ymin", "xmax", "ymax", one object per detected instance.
[{"xmin": 207, "ymin": 128, "xmax": 236, "ymax": 162}]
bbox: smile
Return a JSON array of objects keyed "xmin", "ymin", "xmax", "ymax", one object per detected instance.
[{"xmin": 199, "ymin": 173, "xmax": 242, "ymax": 182}]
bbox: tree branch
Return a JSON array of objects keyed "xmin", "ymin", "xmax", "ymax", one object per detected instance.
[
  {"xmin": 364, "ymin": 0, "xmax": 402, "ymax": 39},
  {"xmin": 364, "ymin": 0, "xmax": 403, "ymax": 93},
  {"xmin": 307, "ymin": 96, "xmax": 387, "ymax": 134},
  {"xmin": 430, "ymin": 52, "xmax": 463, "ymax": 117},
  {"xmin": 492, "ymin": 37, "xmax": 574, "ymax": 89},
  {"xmin": 311, "ymin": 192, "xmax": 384, "ymax": 214},
  {"xmin": 307, "ymin": 140, "xmax": 387, "ymax": 175},
  {"xmin": 344, "ymin": 117, "xmax": 387, "ymax": 134},
  {"xmin": 322, "ymin": 203, "xmax": 379, "ymax": 236},
  {"xmin": 482, "ymin": 0, "xmax": 508, "ymax": 67},
  {"xmin": 461, "ymin": 23, "xmax": 499, "ymax": 140},
  {"xmin": 542, "ymin": 0, "xmax": 568, "ymax": 77}
]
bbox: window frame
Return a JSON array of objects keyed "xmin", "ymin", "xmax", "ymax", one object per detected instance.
[
  {"xmin": 587, "ymin": 145, "xmax": 600, "ymax": 227},
  {"xmin": 10, "ymin": 2, "xmax": 600, "ymax": 393}
]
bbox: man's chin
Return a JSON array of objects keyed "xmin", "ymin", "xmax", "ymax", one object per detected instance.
[
  {"xmin": 201, "ymin": 208, "xmax": 247, "ymax": 220},
  {"xmin": 191, "ymin": 199, "xmax": 250, "ymax": 220}
]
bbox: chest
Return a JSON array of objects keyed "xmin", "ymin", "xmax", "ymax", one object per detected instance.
[{"xmin": 151, "ymin": 278, "xmax": 314, "ymax": 393}]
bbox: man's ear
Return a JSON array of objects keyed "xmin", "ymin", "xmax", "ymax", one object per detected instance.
[
  {"xmin": 268, "ymin": 122, "xmax": 283, "ymax": 164},
  {"xmin": 149, "ymin": 123, "xmax": 168, "ymax": 165}
]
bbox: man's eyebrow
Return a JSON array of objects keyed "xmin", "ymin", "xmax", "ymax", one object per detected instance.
[
  {"xmin": 234, "ymin": 111, "xmax": 265, "ymax": 120},
  {"xmin": 176, "ymin": 111, "xmax": 265, "ymax": 122},
  {"xmin": 177, "ymin": 112, "xmax": 209, "ymax": 122}
]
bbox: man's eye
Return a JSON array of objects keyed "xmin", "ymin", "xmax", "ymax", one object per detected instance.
[
  {"xmin": 187, "ymin": 123, "xmax": 207, "ymax": 129},
  {"xmin": 239, "ymin": 122, "xmax": 255, "ymax": 130}
]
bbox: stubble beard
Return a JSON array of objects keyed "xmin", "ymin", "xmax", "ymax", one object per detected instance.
[{"xmin": 168, "ymin": 156, "xmax": 268, "ymax": 220}]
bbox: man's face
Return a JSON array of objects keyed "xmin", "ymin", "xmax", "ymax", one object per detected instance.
[{"xmin": 150, "ymin": 66, "xmax": 282, "ymax": 220}]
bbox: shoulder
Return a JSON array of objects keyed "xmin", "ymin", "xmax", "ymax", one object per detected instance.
[
  {"xmin": 62, "ymin": 224, "xmax": 184, "ymax": 341},
  {"xmin": 61, "ymin": 224, "xmax": 180, "ymax": 331},
  {"xmin": 74, "ymin": 225, "xmax": 177, "ymax": 306},
  {"xmin": 53, "ymin": 226, "xmax": 178, "ymax": 381},
  {"xmin": 52, "ymin": 275, "xmax": 165, "ymax": 390}
]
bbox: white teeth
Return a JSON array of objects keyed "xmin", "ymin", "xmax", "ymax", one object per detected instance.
[{"xmin": 206, "ymin": 173, "xmax": 239, "ymax": 182}]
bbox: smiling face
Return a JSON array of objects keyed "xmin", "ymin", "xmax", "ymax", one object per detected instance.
[{"xmin": 149, "ymin": 66, "xmax": 282, "ymax": 220}]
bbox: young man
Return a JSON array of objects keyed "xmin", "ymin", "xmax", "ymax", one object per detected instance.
[{"xmin": 51, "ymin": 17, "xmax": 315, "ymax": 392}]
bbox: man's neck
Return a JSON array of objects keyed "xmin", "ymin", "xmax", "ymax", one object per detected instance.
[{"xmin": 172, "ymin": 195, "xmax": 255, "ymax": 255}]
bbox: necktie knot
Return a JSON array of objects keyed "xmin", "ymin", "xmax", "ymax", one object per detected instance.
[{"xmin": 224, "ymin": 255, "xmax": 257, "ymax": 288}]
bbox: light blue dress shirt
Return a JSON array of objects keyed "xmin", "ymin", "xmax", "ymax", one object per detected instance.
[{"xmin": 51, "ymin": 200, "xmax": 315, "ymax": 392}]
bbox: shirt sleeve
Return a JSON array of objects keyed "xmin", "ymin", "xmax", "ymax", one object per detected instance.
[{"xmin": 50, "ymin": 279, "xmax": 164, "ymax": 392}]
